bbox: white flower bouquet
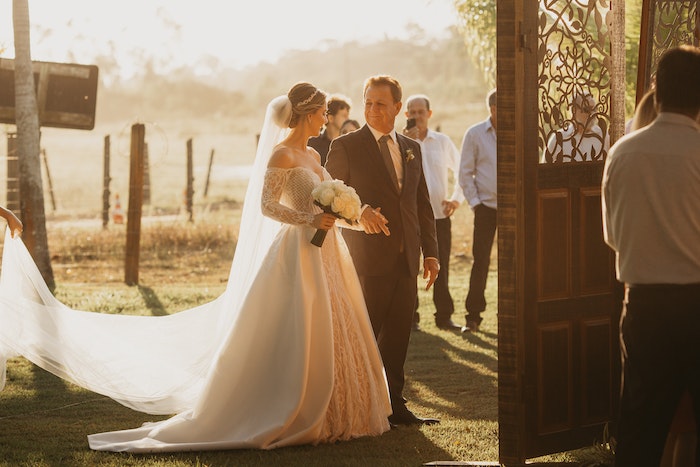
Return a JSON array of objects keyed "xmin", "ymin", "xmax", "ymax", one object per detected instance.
[{"xmin": 310, "ymin": 179, "xmax": 362, "ymax": 247}]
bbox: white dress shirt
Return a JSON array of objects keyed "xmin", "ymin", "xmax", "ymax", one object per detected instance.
[
  {"xmin": 541, "ymin": 124, "xmax": 610, "ymax": 163},
  {"xmin": 418, "ymin": 130, "xmax": 464, "ymax": 219},
  {"xmin": 459, "ymin": 117, "xmax": 497, "ymax": 209},
  {"xmin": 602, "ymin": 113, "xmax": 700, "ymax": 284}
]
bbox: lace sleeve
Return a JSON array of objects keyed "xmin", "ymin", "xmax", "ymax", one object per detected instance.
[{"xmin": 261, "ymin": 168, "xmax": 316, "ymax": 226}]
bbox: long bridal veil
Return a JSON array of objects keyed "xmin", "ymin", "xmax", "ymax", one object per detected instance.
[{"xmin": 0, "ymin": 96, "xmax": 291, "ymax": 415}]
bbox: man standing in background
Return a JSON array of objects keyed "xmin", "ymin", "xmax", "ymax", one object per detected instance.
[
  {"xmin": 602, "ymin": 45, "xmax": 700, "ymax": 466},
  {"xmin": 459, "ymin": 89, "xmax": 497, "ymax": 334},
  {"xmin": 308, "ymin": 94, "xmax": 351, "ymax": 165},
  {"xmin": 403, "ymin": 94, "xmax": 463, "ymax": 331}
]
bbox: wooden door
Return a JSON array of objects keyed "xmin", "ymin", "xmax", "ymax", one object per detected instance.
[{"xmin": 497, "ymin": 1, "xmax": 626, "ymax": 463}]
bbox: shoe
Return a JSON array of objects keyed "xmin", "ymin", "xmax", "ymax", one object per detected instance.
[
  {"xmin": 461, "ymin": 321, "xmax": 480, "ymax": 333},
  {"xmin": 412, "ymin": 321, "xmax": 421, "ymax": 332},
  {"xmin": 435, "ymin": 319, "xmax": 461, "ymax": 330},
  {"xmin": 388, "ymin": 407, "xmax": 440, "ymax": 426}
]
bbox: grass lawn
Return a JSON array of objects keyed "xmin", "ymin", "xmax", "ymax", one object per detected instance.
[{"xmin": 0, "ymin": 208, "xmax": 612, "ymax": 466}]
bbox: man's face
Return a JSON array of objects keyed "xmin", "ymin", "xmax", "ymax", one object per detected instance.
[
  {"xmin": 405, "ymin": 98, "xmax": 432, "ymax": 131},
  {"xmin": 364, "ymin": 84, "xmax": 401, "ymax": 134},
  {"xmin": 328, "ymin": 107, "xmax": 349, "ymax": 132}
]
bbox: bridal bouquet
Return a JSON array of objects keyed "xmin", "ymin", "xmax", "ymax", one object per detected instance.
[{"xmin": 310, "ymin": 179, "xmax": 362, "ymax": 247}]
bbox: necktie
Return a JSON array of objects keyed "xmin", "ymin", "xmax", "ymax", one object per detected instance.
[{"xmin": 379, "ymin": 135, "xmax": 401, "ymax": 190}]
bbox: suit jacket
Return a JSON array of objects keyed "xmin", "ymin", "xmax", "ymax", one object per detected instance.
[{"xmin": 326, "ymin": 125, "xmax": 438, "ymax": 277}]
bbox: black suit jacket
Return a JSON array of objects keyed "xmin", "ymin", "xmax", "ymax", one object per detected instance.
[{"xmin": 325, "ymin": 125, "xmax": 438, "ymax": 277}]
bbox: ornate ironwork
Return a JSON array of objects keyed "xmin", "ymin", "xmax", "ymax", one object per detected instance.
[
  {"xmin": 639, "ymin": 0, "xmax": 699, "ymax": 95},
  {"xmin": 538, "ymin": 0, "xmax": 612, "ymax": 163}
]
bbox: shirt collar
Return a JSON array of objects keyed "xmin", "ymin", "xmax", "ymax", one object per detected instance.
[
  {"xmin": 422, "ymin": 129, "xmax": 437, "ymax": 142},
  {"xmin": 368, "ymin": 125, "xmax": 397, "ymax": 144},
  {"xmin": 485, "ymin": 117, "xmax": 496, "ymax": 133},
  {"xmin": 655, "ymin": 112, "xmax": 700, "ymax": 131}
]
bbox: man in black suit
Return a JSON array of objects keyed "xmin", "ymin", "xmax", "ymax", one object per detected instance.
[{"xmin": 326, "ymin": 75, "xmax": 440, "ymax": 426}]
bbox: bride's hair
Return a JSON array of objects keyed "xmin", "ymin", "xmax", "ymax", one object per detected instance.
[
  {"xmin": 270, "ymin": 83, "xmax": 327, "ymax": 129},
  {"xmin": 287, "ymin": 82, "xmax": 327, "ymax": 128}
]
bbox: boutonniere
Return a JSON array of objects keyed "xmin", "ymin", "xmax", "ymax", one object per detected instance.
[{"xmin": 404, "ymin": 148, "xmax": 415, "ymax": 163}]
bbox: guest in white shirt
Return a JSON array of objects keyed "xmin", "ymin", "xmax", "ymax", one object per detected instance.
[
  {"xmin": 403, "ymin": 94, "xmax": 464, "ymax": 331},
  {"xmin": 458, "ymin": 89, "xmax": 497, "ymax": 333},
  {"xmin": 541, "ymin": 92, "xmax": 610, "ymax": 163},
  {"xmin": 602, "ymin": 45, "xmax": 700, "ymax": 467}
]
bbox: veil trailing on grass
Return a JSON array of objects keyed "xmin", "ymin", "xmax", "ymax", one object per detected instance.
[{"xmin": 0, "ymin": 96, "xmax": 291, "ymax": 415}]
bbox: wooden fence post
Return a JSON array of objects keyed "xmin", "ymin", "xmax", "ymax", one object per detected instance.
[
  {"xmin": 186, "ymin": 138, "xmax": 194, "ymax": 222},
  {"xmin": 40, "ymin": 149, "xmax": 57, "ymax": 212},
  {"xmin": 102, "ymin": 135, "xmax": 111, "ymax": 229},
  {"xmin": 203, "ymin": 148, "xmax": 214, "ymax": 197},
  {"xmin": 125, "ymin": 123, "xmax": 145, "ymax": 286}
]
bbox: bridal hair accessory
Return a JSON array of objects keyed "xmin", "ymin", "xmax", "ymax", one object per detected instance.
[
  {"xmin": 296, "ymin": 89, "xmax": 319, "ymax": 108},
  {"xmin": 310, "ymin": 179, "xmax": 362, "ymax": 247},
  {"xmin": 271, "ymin": 95, "xmax": 293, "ymax": 128}
]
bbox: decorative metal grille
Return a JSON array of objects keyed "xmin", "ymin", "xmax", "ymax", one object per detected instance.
[
  {"xmin": 642, "ymin": 0, "xmax": 699, "ymax": 90},
  {"xmin": 538, "ymin": 0, "xmax": 611, "ymax": 163}
]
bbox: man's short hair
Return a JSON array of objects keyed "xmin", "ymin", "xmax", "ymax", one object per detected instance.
[
  {"xmin": 655, "ymin": 45, "xmax": 700, "ymax": 113},
  {"xmin": 487, "ymin": 89, "xmax": 497, "ymax": 108},
  {"xmin": 406, "ymin": 94, "xmax": 431, "ymax": 111},
  {"xmin": 326, "ymin": 94, "xmax": 351, "ymax": 117},
  {"xmin": 363, "ymin": 75, "xmax": 402, "ymax": 104}
]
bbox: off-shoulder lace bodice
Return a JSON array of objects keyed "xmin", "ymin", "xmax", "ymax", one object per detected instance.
[{"xmin": 262, "ymin": 167, "xmax": 324, "ymax": 226}]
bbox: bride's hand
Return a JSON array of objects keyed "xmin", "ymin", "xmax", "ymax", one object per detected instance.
[{"xmin": 312, "ymin": 212, "xmax": 337, "ymax": 230}]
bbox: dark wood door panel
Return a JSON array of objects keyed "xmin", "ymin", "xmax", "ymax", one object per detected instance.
[
  {"xmin": 579, "ymin": 187, "xmax": 615, "ymax": 295},
  {"xmin": 537, "ymin": 189, "xmax": 571, "ymax": 300}
]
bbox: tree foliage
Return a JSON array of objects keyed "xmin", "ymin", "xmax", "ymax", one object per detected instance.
[
  {"xmin": 454, "ymin": 0, "xmax": 497, "ymax": 89},
  {"xmin": 97, "ymin": 28, "xmax": 487, "ymax": 128},
  {"xmin": 453, "ymin": 0, "xmax": 645, "ymax": 116}
]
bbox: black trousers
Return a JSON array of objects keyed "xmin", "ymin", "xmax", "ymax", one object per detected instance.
[
  {"xmin": 615, "ymin": 284, "xmax": 700, "ymax": 467},
  {"xmin": 415, "ymin": 217, "xmax": 454, "ymax": 323},
  {"xmin": 359, "ymin": 255, "xmax": 416, "ymax": 411},
  {"xmin": 465, "ymin": 204, "xmax": 497, "ymax": 324}
]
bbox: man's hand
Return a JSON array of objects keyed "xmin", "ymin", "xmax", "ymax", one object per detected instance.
[
  {"xmin": 361, "ymin": 206, "xmax": 390, "ymax": 236},
  {"xmin": 403, "ymin": 126, "xmax": 420, "ymax": 140},
  {"xmin": 441, "ymin": 200, "xmax": 459, "ymax": 217},
  {"xmin": 423, "ymin": 257, "xmax": 440, "ymax": 290}
]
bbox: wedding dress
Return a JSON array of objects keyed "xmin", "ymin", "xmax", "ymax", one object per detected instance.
[{"xmin": 0, "ymin": 96, "xmax": 391, "ymax": 452}]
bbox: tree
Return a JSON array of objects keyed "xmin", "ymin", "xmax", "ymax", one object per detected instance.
[
  {"xmin": 12, "ymin": 0, "xmax": 55, "ymax": 290},
  {"xmin": 454, "ymin": 0, "xmax": 497, "ymax": 88}
]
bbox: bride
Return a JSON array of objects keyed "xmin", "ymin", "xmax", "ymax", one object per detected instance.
[{"xmin": 0, "ymin": 82, "xmax": 391, "ymax": 452}]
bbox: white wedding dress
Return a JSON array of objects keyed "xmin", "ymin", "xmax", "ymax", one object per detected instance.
[{"xmin": 0, "ymin": 97, "xmax": 391, "ymax": 452}]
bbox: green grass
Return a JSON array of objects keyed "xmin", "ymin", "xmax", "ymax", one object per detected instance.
[{"xmin": 0, "ymin": 209, "xmax": 612, "ymax": 466}]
